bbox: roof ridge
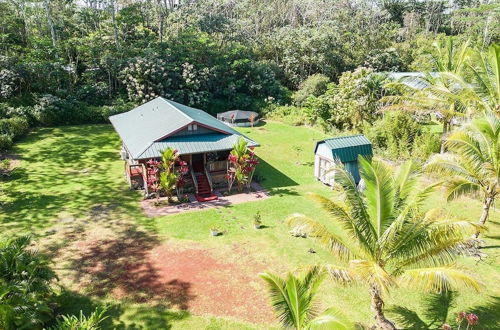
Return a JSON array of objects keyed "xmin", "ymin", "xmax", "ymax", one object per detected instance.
[{"xmin": 159, "ymin": 97, "xmax": 193, "ymax": 122}]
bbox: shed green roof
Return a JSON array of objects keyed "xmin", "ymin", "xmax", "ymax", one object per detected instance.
[
  {"xmin": 109, "ymin": 97, "xmax": 258, "ymax": 159},
  {"xmin": 314, "ymin": 135, "xmax": 372, "ymax": 163}
]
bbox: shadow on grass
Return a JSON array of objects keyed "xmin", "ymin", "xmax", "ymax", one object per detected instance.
[
  {"xmin": 68, "ymin": 226, "xmax": 194, "ymax": 309},
  {"xmin": 254, "ymin": 157, "xmax": 298, "ymax": 190},
  {"xmin": 388, "ymin": 291, "xmax": 455, "ymax": 329},
  {"xmin": 389, "ymin": 293, "xmax": 500, "ymax": 330},
  {"xmin": 54, "ymin": 290, "xmax": 190, "ymax": 330},
  {"xmin": 0, "ymin": 125, "xmax": 154, "ymax": 234}
]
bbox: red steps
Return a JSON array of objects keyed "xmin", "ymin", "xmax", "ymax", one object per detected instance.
[{"xmin": 195, "ymin": 173, "xmax": 218, "ymax": 202}]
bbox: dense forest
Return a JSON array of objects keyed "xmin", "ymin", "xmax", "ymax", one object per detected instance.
[{"xmin": 0, "ymin": 0, "xmax": 498, "ymax": 151}]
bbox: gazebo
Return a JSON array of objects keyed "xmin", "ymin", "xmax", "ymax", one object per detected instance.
[{"xmin": 217, "ymin": 110, "xmax": 259, "ymax": 127}]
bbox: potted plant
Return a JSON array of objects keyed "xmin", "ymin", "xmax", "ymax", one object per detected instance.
[
  {"xmin": 210, "ymin": 228, "xmax": 220, "ymax": 236},
  {"xmin": 253, "ymin": 211, "xmax": 262, "ymax": 229}
]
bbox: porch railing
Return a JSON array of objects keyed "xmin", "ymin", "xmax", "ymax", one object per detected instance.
[
  {"xmin": 204, "ymin": 165, "xmax": 213, "ymax": 192},
  {"xmin": 190, "ymin": 166, "xmax": 198, "ymax": 194}
]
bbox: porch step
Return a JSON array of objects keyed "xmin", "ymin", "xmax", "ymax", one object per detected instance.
[{"xmin": 195, "ymin": 193, "xmax": 218, "ymax": 202}]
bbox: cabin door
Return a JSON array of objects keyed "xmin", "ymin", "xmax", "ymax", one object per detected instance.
[{"xmin": 192, "ymin": 153, "xmax": 205, "ymax": 172}]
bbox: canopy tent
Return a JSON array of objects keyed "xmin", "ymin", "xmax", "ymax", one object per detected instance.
[{"xmin": 217, "ymin": 110, "xmax": 259, "ymax": 127}]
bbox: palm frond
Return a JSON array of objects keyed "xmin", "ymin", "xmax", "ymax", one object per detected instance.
[
  {"xmin": 358, "ymin": 157, "xmax": 395, "ymax": 239},
  {"xmin": 399, "ymin": 266, "xmax": 481, "ymax": 293},
  {"xmin": 260, "ymin": 267, "xmax": 325, "ymax": 329},
  {"xmin": 348, "ymin": 259, "xmax": 395, "ymax": 294},
  {"xmin": 285, "ymin": 214, "xmax": 351, "ymax": 261},
  {"xmin": 309, "ymin": 307, "xmax": 355, "ymax": 330}
]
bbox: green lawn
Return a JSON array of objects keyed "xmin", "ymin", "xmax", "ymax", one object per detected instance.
[{"xmin": 1, "ymin": 121, "xmax": 499, "ymax": 329}]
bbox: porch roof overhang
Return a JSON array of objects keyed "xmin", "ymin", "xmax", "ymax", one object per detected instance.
[{"xmin": 136, "ymin": 133, "xmax": 259, "ymax": 159}]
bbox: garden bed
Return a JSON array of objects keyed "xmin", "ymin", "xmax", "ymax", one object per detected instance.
[{"xmin": 141, "ymin": 182, "xmax": 270, "ymax": 217}]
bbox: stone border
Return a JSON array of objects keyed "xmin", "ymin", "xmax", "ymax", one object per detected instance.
[{"xmin": 141, "ymin": 182, "xmax": 270, "ymax": 217}]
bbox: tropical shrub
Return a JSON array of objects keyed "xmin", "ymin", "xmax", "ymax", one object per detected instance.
[
  {"xmin": 227, "ymin": 137, "xmax": 259, "ymax": 192},
  {"xmin": 0, "ymin": 236, "xmax": 57, "ymax": 330},
  {"xmin": 120, "ymin": 55, "xmax": 172, "ymax": 103},
  {"xmin": 47, "ymin": 307, "xmax": 108, "ymax": 330},
  {"xmin": 365, "ymin": 111, "xmax": 440, "ymax": 160},
  {"xmin": 316, "ymin": 67, "xmax": 387, "ymax": 129},
  {"xmin": 286, "ymin": 158, "xmax": 481, "ymax": 329}
]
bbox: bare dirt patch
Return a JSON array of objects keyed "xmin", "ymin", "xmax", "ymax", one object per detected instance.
[{"xmin": 147, "ymin": 242, "xmax": 277, "ymax": 324}]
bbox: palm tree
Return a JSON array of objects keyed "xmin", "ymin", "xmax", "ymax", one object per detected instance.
[
  {"xmin": 286, "ymin": 157, "xmax": 481, "ymax": 329},
  {"xmin": 426, "ymin": 111, "xmax": 499, "ymax": 238},
  {"xmin": 450, "ymin": 44, "xmax": 500, "ymax": 115},
  {"xmin": 382, "ymin": 38, "xmax": 472, "ymax": 152},
  {"xmin": 259, "ymin": 266, "xmax": 354, "ymax": 330}
]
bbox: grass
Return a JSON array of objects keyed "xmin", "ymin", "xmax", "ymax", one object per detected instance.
[{"xmin": 1, "ymin": 121, "xmax": 499, "ymax": 329}]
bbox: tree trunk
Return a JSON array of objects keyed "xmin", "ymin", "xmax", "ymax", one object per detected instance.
[
  {"xmin": 370, "ymin": 284, "xmax": 396, "ymax": 330},
  {"xmin": 474, "ymin": 195, "xmax": 494, "ymax": 238},
  {"xmin": 440, "ymin": 119, "xmax": 449, "ymax": 154},
  {"xmin": 43, "ymin": 0, "xmax": 57, "ymax": 49}
]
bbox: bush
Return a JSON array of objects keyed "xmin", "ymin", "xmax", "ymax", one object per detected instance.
[
  {"xmin": 0, "ymin": 236, "xmax": 57, "ymax": 329},
  {"xmin": 33, "ymin": 94, "xmax": 102, "ymax": 126},
  {"xmin": 98, "ymin": 100, "xmax": 136, "ymax": 121},
  {"xmin": 0, "ymin": 117, "xmax": 29, "ymax": 139},
  {"xmin": 265, "ymin": 105, "xmax": 314, "ymax": 126},
  {"xmin": 365, "ymin": 111, "xmax": 439, "ymax": 160},
  {"xmin": 0, "ymin": 134, "xmax": 13, "ymax": 151},
  {"xmin": 293, "ymin": 74, "xmax": 330, "ymax": 105}
]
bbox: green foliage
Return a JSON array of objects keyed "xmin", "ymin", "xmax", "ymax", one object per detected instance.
[
  {"xmin": 0, "ymin": 134, "xmax": 13, "ymax": 151},
  {"xmin": 426, "ymin": 111, "xmax": 499, "ymax": 237},
  {"xmin": 0, "ymin": 117, "xmax": 29, "ymax": 140},
  {"xmin": 0, "ymin": 236, "xmax": 57, "ymax": 330},
  {"xmin": 48, "ymin": 307, "xmax": 108, "ymax": 330},
  {"xmin": 260, "ymin": 266, "xmax": 354, "ymax": 330},
  {"xmin": 365, "ymin": 112, "xmax": 440, "ymax": 160},
  {"xmin": 286, "ymin": 157, "xmax": 481, "ymax": 328},
  {"xmin": 317, "ymin": 67, "xmax": 387, "ymax": 129},
  {"xmin": 293, "ymin": 74, "xmax": 331, "ymax": 106}
]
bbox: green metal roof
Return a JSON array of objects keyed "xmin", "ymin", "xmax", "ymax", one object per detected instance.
[
  {"xmin": 139, "ymin": 133, "xmax": 258, "ymax": 159},
  {"xmin": 109, "ymin": 97, "xmax": 258, "ymax": 159},
  {"xmin": 315, "ymin": 135, "xmax": 372, "ymax": 163}
]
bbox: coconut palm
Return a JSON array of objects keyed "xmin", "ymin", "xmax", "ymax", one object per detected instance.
[
  {"xmin": 450, "ymin": 44, "xmax": 500, "ymax": 115},
  {"xmin": 286, "ymin": 157, "xmax": 481, "ymax": 329},
  {"xmin": 259, "ymin": 266, "xmax": 354, "ymax": 330},
  {"xmin": 382, "ymin": 38, "xmax": 473, "ymax": 152},
  {"xmin": 426, "ymin": 111, "xmax": 499, "ymax": 238}
]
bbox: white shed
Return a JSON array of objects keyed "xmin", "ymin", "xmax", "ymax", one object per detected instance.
[{"xmin": 314, "ymin": 135, "xmax": 373, "ymax": 186}]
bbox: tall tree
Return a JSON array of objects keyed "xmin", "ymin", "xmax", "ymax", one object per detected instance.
[
  {"xmin": 286, "ymin": 157, "xmax": 481, "ymax": 329},
  {"xmin": 426, "ymin": 111, "xmax": 499, "ymax": 238}
]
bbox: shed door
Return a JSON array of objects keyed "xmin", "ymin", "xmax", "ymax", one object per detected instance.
[
  {"xmin": 345, "ymin": 161, "xmax": 360, "ymax": 183},
  {"xmin": 319, "ymin": 158, "xmax": 334, "ymax": 185}
]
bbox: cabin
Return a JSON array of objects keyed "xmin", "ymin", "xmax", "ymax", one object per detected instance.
[
  {"xmin": 109, "ymin": 97, "xmax": 259, "ymax": 200},
  {"xmin": 314, "ymin": 135, "xmax": 372, "ymax": 186},
  {"xmin": 217, "ymin": 110, "xmax": 259, "ymax": 127}
]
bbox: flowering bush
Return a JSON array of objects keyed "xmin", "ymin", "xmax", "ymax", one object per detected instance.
[{"xmin": 227, "ymin": 138, "xmax": 259, "ymax": 192}]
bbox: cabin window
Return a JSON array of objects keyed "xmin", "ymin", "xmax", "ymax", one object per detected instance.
[{"xmin": 187, "ymin": 124, "xmax": 198, "ymax": 131}]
